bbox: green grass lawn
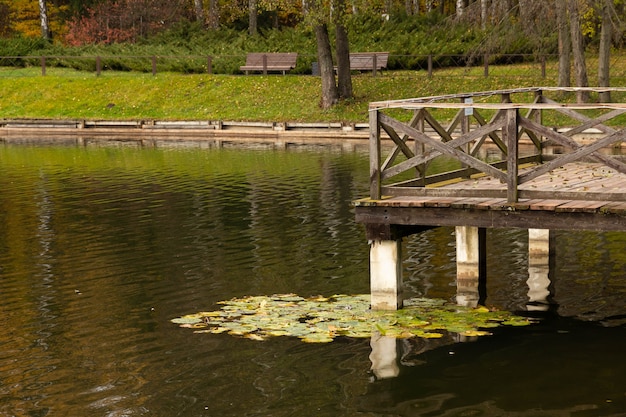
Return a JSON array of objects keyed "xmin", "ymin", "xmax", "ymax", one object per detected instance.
[{"xmin": 0, "ymin": 63, "xmax": 600, "ymax": 124}]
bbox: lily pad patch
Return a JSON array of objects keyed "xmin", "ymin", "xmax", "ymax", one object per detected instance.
[{"xmin": 171, "ymin": 294, "xmax": 533, "ymax": 343}]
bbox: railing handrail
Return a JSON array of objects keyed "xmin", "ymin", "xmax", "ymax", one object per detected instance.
[{"xmin": 370, "ymin": 87, "xmax": 626, "ymax": 109}]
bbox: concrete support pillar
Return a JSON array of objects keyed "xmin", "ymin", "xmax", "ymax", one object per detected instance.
[
  {"xmin": 527, "ymin": 229, "xmax": 551, "ymax": 311},
  {"xmin": 370, "ymin": 239, "xmax": 403, "ymax": 310},
  {"xmin": 455, "ymin": 226, "xmax": 486, "ymax": 307},
  {"xmin": 369, "ymin": 332, "xmax": 400, "ymax": 379}
]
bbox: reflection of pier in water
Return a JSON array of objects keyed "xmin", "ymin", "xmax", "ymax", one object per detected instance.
[
  {"xmin": 369, "ymin": 228, "xmax": 555, "ymax": 379},
  {"xmin": 354, "ymin": 87, "xmax": 626, "ymax": 314}
]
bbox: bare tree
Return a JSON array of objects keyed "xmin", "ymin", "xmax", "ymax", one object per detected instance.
[
  {"xmin": 334, "ymin": 0, "xmax": 352, "ymax": 100},
  {"xmin": 456, "ymin": 0, "xmax": 465, "ymax": 18},
  {"xmin": 249, "ymin": 0, "xmax": 258, "ymax": 35},
  {"xmin": 315, "ymin": 23, "xmax": 338, "ymax": 108},
  {"xmin": 568, "ymin": 0, "xmax": 589, "ymax": 102},
  {"xmin": 598, "ymin": 0, "xmax": 613, "ymax": 102},
  {"xmin": 208, "ymin": 0, "xmax": 219, "ymax": 29},
  {"xmin": 481, "ymin": 0, "xmax": 489, "ymax": 29},
  {"xmin": 193, "ymin": 0, "xmax": 205, "ymax": 25},
  {"xmin": 39, "ymin": 0, "xmax": 51, "ymax": 39},
  {"xmin": 556, "ymin": 0, "xmax": 571, "ymax": 86},
  {"xmin": 307, "ymin": 0, "xmax": 354, "ymax": 108},
  {"xmin": 335, "ymin": 25, "xmax": 352, "ymax": 100},
  {"xmin": 492, "ymin": 0, "xmax": 513, "ymax": 20},
  {"xmin": 405, "ymin": 0, "xmax": 419, "ymax": 15}
]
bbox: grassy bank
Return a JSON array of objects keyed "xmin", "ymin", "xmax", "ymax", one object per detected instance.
[{"xmin": 0, "ymin": 64, "xmax": 568, "ymax": 124}]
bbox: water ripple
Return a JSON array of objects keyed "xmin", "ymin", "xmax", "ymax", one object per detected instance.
[{"xmin": 0, "ymin": 145, "xmax": 624, "ymax": 417}]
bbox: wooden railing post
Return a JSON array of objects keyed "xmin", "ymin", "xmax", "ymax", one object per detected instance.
[
  {"xmin": 415, "ymin": 109, "xmax": 426, "ymax": 185},
  {"xmin": 41, "ymin": 56, "xmax": 46, "ymax": 76},
  {"xmin": 461, "ymin": 96, "xmax": 472, "ymax": 177},
  {"xmin": 534, "ymin": 89, "xmax": 544, "ymax": 161},
  {"xmin": 483, "ymin": 54, "xmax": 489, "ymax": 77},
  {"xmin": 370, "ymin": 109, "xmax": 382, "ymax": 200},
  {"xmin": 427, "ymin": 55, "xmax": 433, "ymax": 78},
  {"xmin": 505, "ymin": 108, "xmax": 519, "ymax": 203},
  {"xmin": 207, "ymin": 55, "xmax": 213, "ymax": 74}
]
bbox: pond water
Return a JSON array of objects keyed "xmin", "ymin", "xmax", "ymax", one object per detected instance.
[{"xmin": 0, "ymin": 143, "xmax": 624, "ymax": 417}]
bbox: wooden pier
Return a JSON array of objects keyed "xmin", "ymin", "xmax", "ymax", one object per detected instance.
[{"xmin": 354, "ymin": 87, "xmax": 626, "ymax": 310}]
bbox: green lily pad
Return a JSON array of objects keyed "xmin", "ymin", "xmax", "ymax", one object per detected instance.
[
  {"xmin": 171, "ymin": 294, "xmax": 535, "ymax": 343},
  {"xmin": 171, "ymin": 316, "xmax": 203, "ymax": 325}
]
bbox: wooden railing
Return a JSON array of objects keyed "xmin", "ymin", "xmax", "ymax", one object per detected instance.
[{"xmin": 368, "ymin": 87, "xmax": 626, "ymax": 202}]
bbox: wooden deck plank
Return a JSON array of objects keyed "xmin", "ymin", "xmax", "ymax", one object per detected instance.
[
  {"xmin": 554, "ymin": 200, "xmax": 611, "ymax": 213},
  {"xmin": 474, "ymin": 198, "xmax": 509, "ymax": 210},
  {"xmin": 528, "ymin": 200, "xmax": 571, "ymax": 211},
  {"xmin": 507, "ymin": 199, "xmax": 533, "ymax": 210},
  {"xmin": 355, "ymin": 162, "xmax": 626, "ymax": 232},
  {"xmin": 599, "ymin": 201, "xmax": 626, "ymax": 214},
  {"xmin": 424, "ymin": 197, "xmax": 463, "ymax": 208},
  {"xmin": 450, "ymin": 197, "xmax": 491, "ymax": 209},
  {"xmin": 383, "ymin": 196, "xmax": 439, "ymax": 207}
]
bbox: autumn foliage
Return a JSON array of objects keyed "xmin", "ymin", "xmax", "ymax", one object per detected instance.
[
  {"xmin": 64, "ymin": 0, "xmax": 192, "ymax": 46},
  {"xmin": 0, "ymin": 0, "xmax": 68, "ymax": 39}
]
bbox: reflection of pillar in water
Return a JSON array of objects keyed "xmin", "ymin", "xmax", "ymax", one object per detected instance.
[
  {"xmin": 455, "ymin": 226, "xmax": 486, "ymax": 307},
  {"xmin": 370, "ymin": 239, "xmax": 403, "ymax": 310},
  {"xmin": 369, "ymin": 332, "xmax": 399, "ymax": 379},
  {"xmin": 527, "ymin": 229, "xmax": 551, "ymax": 311}
]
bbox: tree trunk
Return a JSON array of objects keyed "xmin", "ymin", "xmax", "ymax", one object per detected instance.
[
  {"xmin": 208, "ymin": 0, "xmax": 219, "ymax": 29},
  {"xmin": 39, "ymin": 0, "xmax": 51, "ymax": 40},
  {"xmin": 405, "ymin": 0, "xmax": 420, "ymax": 15},
  {"xmin": 193, "ymin": 0, "xmax": 204, "ymax": 25},
  {"xmin": 518, "ymin": 0, "xmax": 533, "ymax": 23},
  {"xmin": 494, "ymin": 0, "xmax": 512, "ymax": 19},
  {"xmin": 557, "ymin": 0, "xmax": 571, "ymax": 87},
  {"xmin": 334, "ymin": 0, "xmax": 352, "ymax": 100},
  {"xmin": 598, "ymin": 0, "xmax": 612, "ymax": 102},
  {"xmin": 335, "ymin": 23, "xmax": 352, "ymax": 100},
  {"xmin": 481, "ymin": 0, "xmax": 488, "ymax": 29},
  {"xmin": 568, "ymin": 0, "xmax": 589, "ymax": 102},
  {"xmin": 456, "ymin": 0, "xmax": 465, "ymax": 18},
  {"xmin": 314, "ymin": 24, "xmax": 338, "ymax": 109},
  {"xmin": 249, "ymin": 0, "xmax": 258, "ymax": 36},
  {"xmin": 505, "ymin": 0, "xmax": 515, "ymax": 15}
]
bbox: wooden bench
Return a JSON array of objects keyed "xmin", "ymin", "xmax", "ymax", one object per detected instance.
[
  {"xmin": 347, "ymin": 52, "xmax": 389, "ymax": 74},
  {"xmin": 240, "ymin": 53, "xmax": 298, "ymax": 75}
]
